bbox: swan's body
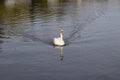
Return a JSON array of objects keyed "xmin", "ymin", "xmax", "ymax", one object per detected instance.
[{"xmin": 53, "ymin": 30, "xmax": 65, "ymax": 46}]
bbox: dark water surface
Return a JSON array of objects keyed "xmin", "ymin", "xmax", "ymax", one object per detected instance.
[{"xmin": 0, "ymin": 0, "xmax": 120, "ymax": 80}]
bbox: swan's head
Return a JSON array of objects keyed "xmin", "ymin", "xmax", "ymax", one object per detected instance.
[{"xmin": 60, "ymin": 29, "xmax": 64, "ymax": 34}]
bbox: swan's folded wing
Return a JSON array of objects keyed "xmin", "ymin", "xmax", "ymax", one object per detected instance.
[{"xmin": 53, "ymin": 38, "xmax": 60, "ymax": 45}]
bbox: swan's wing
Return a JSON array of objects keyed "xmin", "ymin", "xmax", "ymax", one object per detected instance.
[{"xmin": 54, "ymin": 38, "xmax": 60, "ymax": 45}]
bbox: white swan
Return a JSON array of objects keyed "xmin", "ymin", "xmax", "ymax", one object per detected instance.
[{"xmin": 53, "ymin": 30, "xmax": 65, "ymax": 46}]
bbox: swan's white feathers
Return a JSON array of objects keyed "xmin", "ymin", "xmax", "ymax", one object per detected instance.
[
  {"xmin": 54, "ymin": 37, "xmax": 65, "ymax": 46},
  {"xmin": 53, "ymin": 30, "xmax": 65, "ymax": 46}
]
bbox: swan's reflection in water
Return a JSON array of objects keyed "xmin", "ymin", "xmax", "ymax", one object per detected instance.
[{"xmin": 54, "ymin": 46, "xmax": 64, "ymax": 61}]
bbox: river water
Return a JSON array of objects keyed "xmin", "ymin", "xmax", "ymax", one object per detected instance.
[{"xmin": 0, "ymin": 0, "xmax": 120, "ymax": 80}]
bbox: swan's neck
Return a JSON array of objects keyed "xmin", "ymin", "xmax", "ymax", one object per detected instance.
[{"xmin": 60, "ymin": 33, "xmax": 63, "ymax": 39}]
